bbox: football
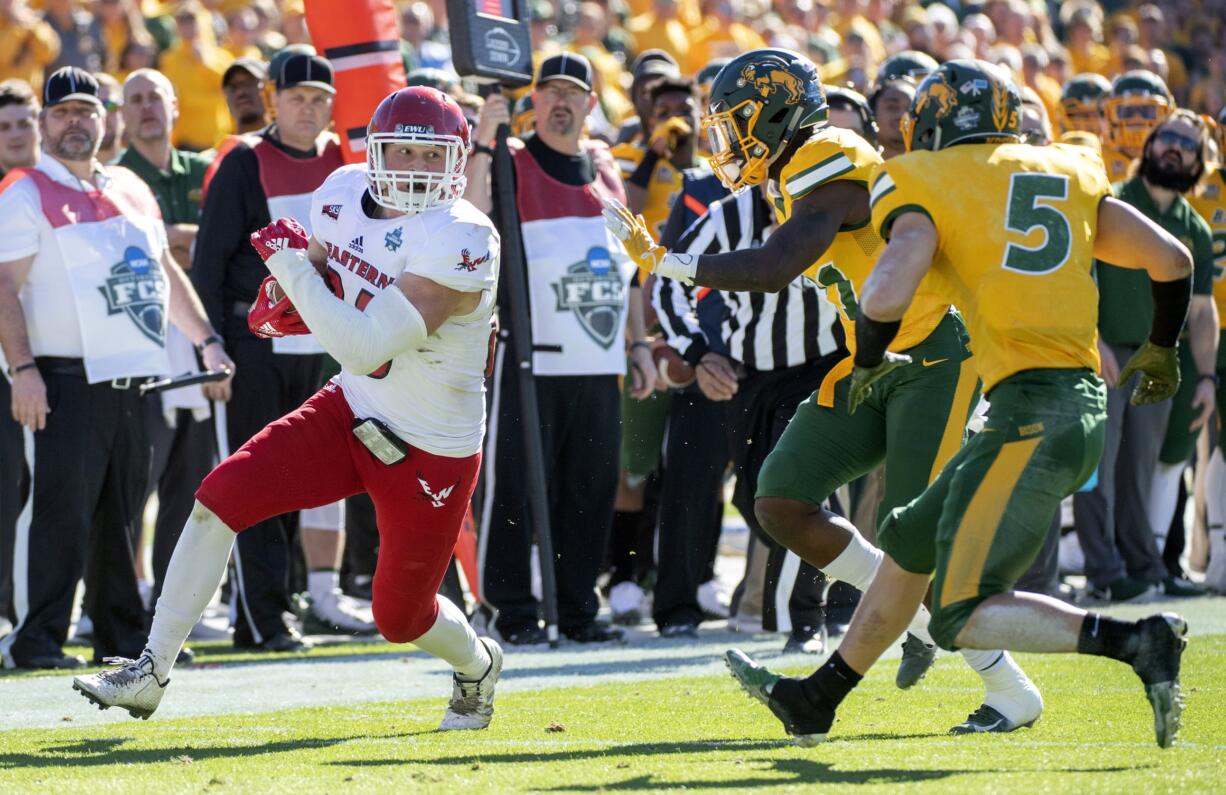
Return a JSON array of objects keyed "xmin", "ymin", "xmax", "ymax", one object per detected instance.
[{"xmin": 652, "ymin": 339, "xmax": 695, "ymax": 389}]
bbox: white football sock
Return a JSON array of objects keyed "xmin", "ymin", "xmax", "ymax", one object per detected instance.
[
  {"xmin": 1147, "ymin": 461, "xmax": 1184, "ymax": 549},
  {"xmin": 822, "ymin": 531, "xmax": 883, "ymax": 592},
  {"xmin": 412, "ymin": 595, "xmax": 491, "ymax": 681},
  {"xmin": 308, "ymin": 570, "xmax": 341, "ymax": 605},
  {"xmin": 144, "ymin": 502, "xmax": 235, "ymax": 679},
  {"xmin": 1206, "ymin": 449, "xmax": 1226, "ymax": 590},
  {"xmin": 962, "ymin": 648, "xmax": 1043, "ymax": 724}
]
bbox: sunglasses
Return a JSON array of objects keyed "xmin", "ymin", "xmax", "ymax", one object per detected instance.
[
  {"xmin": 1154, "ymin": 129, "xmax": 1198, "ymax": 153},
  {"xmin": 103, "ymin": 99, "xmax": 121, "ymax": 113}
]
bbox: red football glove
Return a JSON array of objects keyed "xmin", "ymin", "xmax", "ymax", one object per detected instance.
[
  {"xmin": 248, "ymin": 275, "xmax": 309, "ymax": 338},
  {"xmin": 247, "ymin": 267, "xmax": 345, "ymax": 339},
  {"xmin": 250, "ymin": 217, "xmax": 309, "ymax": 262}
]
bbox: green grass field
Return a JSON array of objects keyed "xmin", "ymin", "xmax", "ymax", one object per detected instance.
[{"xmin": 3, "ymin": 633, "xmax": 1222, "ymax": 794}]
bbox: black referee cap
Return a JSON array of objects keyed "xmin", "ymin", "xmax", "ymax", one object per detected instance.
[
  {"xmin": 535, "ymin": 52, "xmax": 593, "ymax": 92},
  {"xmin": 275, "ymin": 52, "xmax": 336, "ymax": 95},
  {"xmin": 44, "ymin": 66, "xmax": 103, "ymax": 109}
]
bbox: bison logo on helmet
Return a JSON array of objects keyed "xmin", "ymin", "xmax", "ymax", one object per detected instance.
[
  {"xmin": 738, "ymin": 63, "xmax": 804, "ymax": 106},
  {"xmin": 917, "ymin": 74, "xmax": 958, "ymax": 120}
]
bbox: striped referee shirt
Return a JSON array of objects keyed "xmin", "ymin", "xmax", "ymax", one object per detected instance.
[{"xmin": 651, "ymin": 186, "xmax": 844, "ymax": 372}]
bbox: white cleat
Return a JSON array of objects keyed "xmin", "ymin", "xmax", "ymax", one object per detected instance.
[
  {"xmin": 438, "ymin": 638, "xmax": 503, "ymax": 731},
  {"xmin": 72, "ymin": 655, "xmax": 168, "ymax": 720},
  {"xmin": 304, "ymin": 590, "xmax": 378, "ymax": 635}
]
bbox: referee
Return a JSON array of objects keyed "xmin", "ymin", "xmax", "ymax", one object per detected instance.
[
  {"xmin": 652, "ymin": 184, "xmax": 845, "ymax": 652},
  {"xmin": 0, "ymin": 68, "xmax": 232, "ymax": 670}
]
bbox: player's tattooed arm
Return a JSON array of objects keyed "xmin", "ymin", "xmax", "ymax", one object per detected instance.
[{"xmin": 691, "ymin": 180, "xmax": 865, "ymax": 293}]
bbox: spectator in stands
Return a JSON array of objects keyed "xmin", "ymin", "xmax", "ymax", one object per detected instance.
[
  {"xmin": 1, "ymin": 0, "xmax": 61, "ymax": 94},
  {"xmin": 401, "ymin": 2, "xmax": 453, "ymax": 74},
  {"xmin": 92, "ymin": 0, "xmax": 151, "ymax": 75},
  {"xmin": 159, "ymin": 2, "xmax": 233, "ymax": 151},
  {"xmin": 0, "ymin": 78, "xmax": 38, "ymax": 176},
  {"xmin": 221, "ymin": 57, "xmax": 268, "ymax": 135},
  {"xmin": 627, "ymin": 0, "xmax": 691, "ymax": 68},
  {"xmin": 93, "ymin": 71, "xmax": 122, "ymax": 163}
]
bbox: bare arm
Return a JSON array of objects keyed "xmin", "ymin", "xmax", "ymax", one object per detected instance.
[
  {"xmin": 164, "ymin": 249, "xmax": 218, "ymax": 345},
  {"xmin": 859, "ymin": 212, "xmax": 939, "ymax": 322},
  {"xmin": 1093, "ymin": 196, "xmax": 1193, "ymax": 282},
  {"xmin": 462, "ymin": 94, "xmax": 509, "ymax": 216},
  {"xmin": 0, "ymin": 255, "xmax": 49, "ymax": 430},
  {"xmin": 0, "ymin": 255, "xmax": 36, "ymax": 369},
  {"xmin": 1189, "ymin": 295, "xmax": 1220, "ymax": 376},
  {"xmin": 692, "ymin": 180, "xmax": 863, "ymax": 293},
  {"xmin": 162, "ymin": 249, "xmax": 235, "ymax": 400},
  {"xmin": 625, "ymin": 283, "xmax": 654, "ymax": 400}
]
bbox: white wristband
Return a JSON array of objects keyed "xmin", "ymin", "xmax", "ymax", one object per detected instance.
[{"xmin": 655, "ymin": 252, "xmax": 698, "ymax": 285}]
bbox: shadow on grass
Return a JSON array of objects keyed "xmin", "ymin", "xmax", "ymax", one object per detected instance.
[
  {"xmin": 528, "ymin": 757, "xmax": 1156, "ymax": 791},
  {"xmin": 0, "ymin": 729, "xmax": 435, "ymax": 770}
]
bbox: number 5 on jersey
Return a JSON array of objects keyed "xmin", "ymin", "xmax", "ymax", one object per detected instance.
[{"xmin": 1001, "ymin": 173, "xmax": 1073, "ymax": 275}]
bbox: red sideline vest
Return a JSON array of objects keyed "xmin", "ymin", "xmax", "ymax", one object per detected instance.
[
  {"xmin": 1, "ymin": 164, "xmax": 172, "ymax": 382},
  {"xmin": 511, "ymin": 138, "xmax": 635, "ymax": 376},
  {"xmin": 249, "ymin": 132, "xmax": 343, "ymax": 354}
]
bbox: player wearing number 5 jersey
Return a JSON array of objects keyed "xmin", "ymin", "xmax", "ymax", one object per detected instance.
[
  {"xmin": 71, "ymin": 87, "xmax": 506, "ymax": 731},
  {"xmin": 604, "ymin": 49, "xmax": 1041, "ymax": 736},
  {"xmin": 755, "ymin": 60, "xmax": 1194, "ymax": 749}
]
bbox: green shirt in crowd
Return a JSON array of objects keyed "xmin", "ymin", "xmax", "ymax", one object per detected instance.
[
  {"xmin": 1096, "ymin": 175, "xmax": 1214, "ymax": 347},
  {"xmin": 116, "ymin": 145, "xmax": 212, "ymax": 225}
]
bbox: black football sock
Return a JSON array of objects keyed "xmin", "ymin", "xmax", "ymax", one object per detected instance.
[
  {"xmin": 1076, "ymin": 613, "xmax": 1140, "ymax": 664},
  {"xmin": 799, "ymin": 650, "xmax": 863, "ymax": 710}
]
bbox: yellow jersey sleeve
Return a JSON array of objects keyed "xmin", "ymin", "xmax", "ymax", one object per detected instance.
[
  {"xmin": 1188, "ymin": 167, "xmax": 1226, "ymax": 326},
  {"xmin": 775, "ymin": 126, "xmax": 879, "ymax": 220}
]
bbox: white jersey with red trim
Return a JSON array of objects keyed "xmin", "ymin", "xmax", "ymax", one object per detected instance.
[{"xmin": 310, "ymin": 164, "xmax": 500, "ymax": 457}]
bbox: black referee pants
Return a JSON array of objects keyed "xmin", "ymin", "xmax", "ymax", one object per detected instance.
[
  {"xmin": 219, "ymin": 336, "xmax": 322, "ymax": 646},
  {"xmin": 1, "ymin": 361, "xmax": 149, "ymax": 666},
  {"xmin": 652, "ymin": 387, "xmax": 729, "ymax": 629},
  {"xmin": 479, "ymin": 341, "xmax": 620, "ymax": 635},
  {"xmin": 727, "ymin": 360, "xmax": 832, "ymax": 634},
  {"xmin": 146, "ymin": 405, "xmax": 217, "ymax": 605},
  {"xmin": 0, "ymin": 375, "xmax": 24, "ymax": 628}
]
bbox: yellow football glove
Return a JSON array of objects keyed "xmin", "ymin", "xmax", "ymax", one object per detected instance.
[
  {"xmin": 1118, "ymin": 340, "xmax": 1181, "ymax": 405},
  {"xmin": 649, "ymin": 116, "xmax": 693, "ymax": 152},
  {"xmin": 601, "ymin": 197, "xmax": 664, "ymax": 271}
]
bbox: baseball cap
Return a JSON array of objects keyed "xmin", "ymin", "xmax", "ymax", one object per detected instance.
[
  {"xmin": 44, "ymin": 66, "xmax": 103, "ymax": 109},
  {"xmin": 275, "ymin": 52, "xmax": 336, "ymax": 94},
  {"xmin": 630, "ymin": 49, "xmax": 678, "ymax": 79},
  {"xmin": 535, "ymin": 52, "xmax": 593, "ymax": 92},
  {"xmin": 223, "ymin": 57, "xmax": 267, "ymax": 88}
]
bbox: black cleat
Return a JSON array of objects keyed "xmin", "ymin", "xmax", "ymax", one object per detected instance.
[
  {"xmin": 895, "ymin": 632, "xmax": 937, "ymax": 689},
  {"xmin": 949, "ymin": 704, "xmax": 1039, "ymax": 735},
  {"xmin": 724, "ymin": 649, "xmax": 834, "ymax": 746},
  {"xmin": 1131, "ymin": 613, "xmax": 1188, "ymax": 748}
]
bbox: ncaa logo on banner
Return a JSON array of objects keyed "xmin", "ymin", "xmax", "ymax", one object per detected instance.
[
  {"xmin": 98, "ymin": 245, "xmax": 168, "ymax": 346},
  {"xmin": 552, "ymin": 246, "xmax": 625, "ymax": 349}
]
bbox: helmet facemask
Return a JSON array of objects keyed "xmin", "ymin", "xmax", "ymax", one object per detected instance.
[
  {"xmin": 702, "ymin": 98, "xmax": 771, "ymax": 191},
  {"xmin": 366, "ymin": 131, "xmax": 468, "ymax": 215},
  {"xmin": 1106, "ymin": 95, "xmax": 1170, "ymax": 154}
]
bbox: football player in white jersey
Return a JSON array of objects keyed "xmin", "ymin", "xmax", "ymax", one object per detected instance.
[{"xmin": 71, "ymin": 87, "xmax": 505, "ymax": 731}]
